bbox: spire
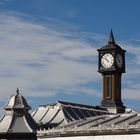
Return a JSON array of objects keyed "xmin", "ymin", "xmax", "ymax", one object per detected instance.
[
  {"xmin": 108, "ymin": 29, "xmax": 115, "ymax": 44},
  {"xmin": 16, "ymin": 88, "xmax": 19, "ymax": 94}
]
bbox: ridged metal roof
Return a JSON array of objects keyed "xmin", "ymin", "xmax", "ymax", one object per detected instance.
[
  {"xmin": 32, "ymin": 100, "xmax": 140, "ymax": 138},
  {"xmin": 37, "ymin": 107, "xmax": 140, "ymax": 137},
  {"xmin": 32, "ymin": 100, "xmax": 110, "ymax": 129}
]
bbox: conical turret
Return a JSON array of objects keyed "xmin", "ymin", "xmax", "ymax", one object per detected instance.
[
  {"xmin": 0, "ymin": 89, "xmax": 39, "ymax": 139},
  {"xmin": 108, "ymin": 29, "xmax": 115, "ymax": 44}
]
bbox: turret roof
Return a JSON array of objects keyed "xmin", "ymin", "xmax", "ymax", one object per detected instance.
[
  {"xmin": 0, "ymin": 89, "xmax": 39, "ymax": 133},
  {"xmin": 5, "ymin": 88, "xmax": 31, "ymax": 110},
  {"xmin": 98, "ymin": 30, "xmax": 125, "ymax": 52}
]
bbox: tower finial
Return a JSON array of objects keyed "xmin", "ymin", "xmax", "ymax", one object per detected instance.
[
  {"xmin": 16, "ymin": 88, "xmax": 19, "ymax": 94},
  {"xmin": 108, "ymin": 29, "xmax": 115, "ymax": 44}
]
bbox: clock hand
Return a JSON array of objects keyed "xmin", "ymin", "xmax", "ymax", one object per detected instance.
[{"xmin": 105, "ymin": 58, "xmax": 109, "ymax": 62}]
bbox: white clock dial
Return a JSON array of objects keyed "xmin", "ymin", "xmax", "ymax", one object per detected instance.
[
  {"xmin": 101, "ymin": 53, "xmax": 114, "ymax": 68},
  {"xmin": 116, "ymin": 54, "xmax": 123, "ymax": 68}
]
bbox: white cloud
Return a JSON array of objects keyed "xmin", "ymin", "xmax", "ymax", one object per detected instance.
[
  {"xmin": 123, "ymin": 88, "xmax": 140, "ymax": 100},
  {"xmin": 0, "ymin": 12, "xmax": 140, "ymax": 105},
  {"xmin": 0, "ymin": 13, "xmax": 100, "ymax": 101},
  {"xmin": 64, "ymin": 47, "xmax": 97, "ymax": 58}
]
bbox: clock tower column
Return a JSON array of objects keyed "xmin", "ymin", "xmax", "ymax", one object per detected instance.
[{"xmin": 98, "ymin": 30, "xmax": 126, "ymax": 113}]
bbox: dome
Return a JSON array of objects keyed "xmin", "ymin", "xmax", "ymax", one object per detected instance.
[{"xmin": 4, "ymin": 88, "xmax": 31, "ymax": 110}]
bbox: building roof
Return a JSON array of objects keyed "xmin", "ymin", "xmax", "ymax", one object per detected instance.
[
  {"xmin": 0, "ymin": 89, "xmax": 39, "ymax": 133},
  {"xmin": 32, "ymin": 100, "xmax": 110, "ymax": 129},
  {"xmin": 37, "ymin": 108, "xmax": 140, "ymax": 138},
  {"xmin": 1, "ymin": 92, "xmax": 140, "ymax": 138}
]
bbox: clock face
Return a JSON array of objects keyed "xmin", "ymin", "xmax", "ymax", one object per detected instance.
[
  {"xmin": 101, "ymin": 53, "xmax": 114, "ymax": 68},
  {"xmin": 116, "ymin": 54, "xmax": 123, "ymax": 68}
]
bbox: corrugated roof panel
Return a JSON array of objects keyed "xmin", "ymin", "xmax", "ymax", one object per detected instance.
[
  {"xmin": 81, "ymin": 117, "xmax": 105, "ymax": 128},
  {"xmin": 33, "ymin": 106, "xmax": 49, "ymax": 122},
  {"xmin": 89, "ymin": 115, "xmax": 121, "ymax": 127},
  {"xmin": 0, "ymin": 115, "xmax": 13, "ymax": 132},
  {"xmin": 62, "ymin": 108, "xmax": 73, "ymax": 122},
  {"xmin": 40, "ymin": 107, "xmax": 60, "ymax": 125},
  {"xmin": 113, "ymin": 113, "xmax": 137, "ymax": 125},
  {"xmin": 79, "ymin": 109, "xmax": 91, "ymax": 118},
  {"xmin": 70, "ymin": 108, "xmax": 84, "ymax": 120},
  {"xmin": 5, "ymin": 96, "xmax": 15, "ymax": 109},
  {"xmin": 88, "ymin": 110, "xmax": 98, "ymax": 116},
  {"xmin": 63, "ymin": 107, "xmax": 79, "ymax": 120},
  {"xmin": 77, "ymin": 116, "xmax": 104, "ymax": 127},
  {"xmin": 126, "ymin": 116, "xmax": 140, "ymax": 125},
  {"xmin": 49, "ymin": 109, "xmax": 66, "ymax": 125}
]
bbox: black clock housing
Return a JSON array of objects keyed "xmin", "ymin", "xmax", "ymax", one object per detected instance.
[{"xmin": 98, "ymin": 33, "xmax": 126, "ymax": 74}]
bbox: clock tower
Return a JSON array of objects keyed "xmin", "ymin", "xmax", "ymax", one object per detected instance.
[{"xmin": 98, "ymin": 30, "xmax": 126, "ymax": 113}]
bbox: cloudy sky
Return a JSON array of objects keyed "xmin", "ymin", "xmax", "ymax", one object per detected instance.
[{"xmin": 0, "ymin": 0, "xmax": 140, "ymax": 112}]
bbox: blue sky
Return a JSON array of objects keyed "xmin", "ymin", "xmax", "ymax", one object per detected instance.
[{"xmin": 0, "ymin": 0, "xmax": 140, "ymax": 112}]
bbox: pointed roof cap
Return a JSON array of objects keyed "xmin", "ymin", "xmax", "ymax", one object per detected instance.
[
  {"xmin": 4, "ymin": 88, "xmax": 31, "ymax": 110},
  {"xmin": 16, "ymin": 88, "xmax": 19, "ymax": 94},
  {"xmin": 108, "ymin": 29, "xmax": 115, "ymax": 44},
  {"xmin": 97, "ymin": 29, "xmax": 126, "ymax": 52}
]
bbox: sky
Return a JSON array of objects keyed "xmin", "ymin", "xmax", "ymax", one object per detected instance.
[{"xmin": 0, "ymin": 0, "xmax": 140, "ymax": 112}]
